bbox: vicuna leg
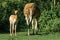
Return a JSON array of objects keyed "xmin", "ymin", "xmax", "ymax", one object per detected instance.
[
  {"xmin": 10, "ymin": 22, "xmax": 12, "ymax": 36},
  {"xmin": 25, "ymin": 17, "xmax": 30, "ymax": 36},
  {"xmin": 15, "ymin": 24, "xmax": 16, "ymax": 36},
  {"xmin": 32, "ymin": 20, "xmax": 34, "ymax": 35},
  {"xmin": 35, "ymin": 19, "xmax": 38, "ymax": 34},
  {"xmin": 12, "ymin": 23, "xmax": 14, "ymax": 36},
  {"xmin": 27, "ymin": 21, "xmax": 30, "ymax": 36},
  {"xmin": 32, "ymin": 18, "xmax": 38, "ymax": 35}
]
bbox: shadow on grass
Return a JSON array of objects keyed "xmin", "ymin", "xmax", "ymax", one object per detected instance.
[
  {"xmin": 23, "ymin": 32, "xmax": 49, "ymax": 36},
  {"xmin": 30, "ymin": 33, "xmax": 48, "ymax": 36}
]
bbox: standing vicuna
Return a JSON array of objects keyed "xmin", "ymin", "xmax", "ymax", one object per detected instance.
[
  {"xmin": 9, "ymin": 9, "xmax": 18, "ymax": 37},
  {"xmin": 23, "ymin": 3, "xmax": 40, "ymax": 36}
]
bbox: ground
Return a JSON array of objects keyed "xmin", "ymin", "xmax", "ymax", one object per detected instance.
[{"xmin": 0, "ymin": 32, "xmax": 60, "ymax": 40}]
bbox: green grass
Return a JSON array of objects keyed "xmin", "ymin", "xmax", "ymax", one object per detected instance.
[{"xmin": 0, "ymin": 32, "xmax": 60, "ymax": 40}]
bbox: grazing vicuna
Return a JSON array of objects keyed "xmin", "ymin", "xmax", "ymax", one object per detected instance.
[
  {"xmin": 23, "ymin": 3, "xmax": 40, "ymax": 36},
  {"xmin": 9, "ymin": 9, "xmax": 18, "ymax": 37}
]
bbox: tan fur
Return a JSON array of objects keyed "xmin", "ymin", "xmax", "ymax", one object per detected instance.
[
  {"xmin": 23, "ymin": 3, "xmax": 40, "ymax": 35},
  {"xmin": 9, "ymin": 15, "xmax": 17, "ymax": 22},
  {"xmin": 24, "ymin": 3, "xmax": 36, "ymax": 17},
  {"xmin": 9, "ymin": 10, "xmax": 18, "ymax": 37}
]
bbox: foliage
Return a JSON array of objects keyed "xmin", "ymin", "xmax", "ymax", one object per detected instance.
[
  {"xmin": 39, "ymin": 9, "xmax": 60, "ymax": 33},
  {"xmin": 0, "ymin": 0, "xmax": 60, "ymax": 34}
]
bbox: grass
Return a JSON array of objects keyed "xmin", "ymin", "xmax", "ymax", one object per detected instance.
[{"xmin": 0, "ymin": 32, "xmax": 60, "ymax": 40}]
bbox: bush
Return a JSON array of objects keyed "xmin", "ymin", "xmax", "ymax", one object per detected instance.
[
  {"xmin": 0, "ymin": 0, "xmax": 60, "ymax": 34},
  {"xmin": 39, "ymin": 9, "xmax": 60, "ymax": 34}
]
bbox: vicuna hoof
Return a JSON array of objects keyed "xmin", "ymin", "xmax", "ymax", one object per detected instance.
[{"xmin": 10, "ymin": 34, "xmax": 12, "ymax": 37}]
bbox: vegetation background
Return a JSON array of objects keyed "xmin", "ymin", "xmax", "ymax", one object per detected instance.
[{"xmin": 0, "ymin": 0, "xmax": 60, "ymax": 34}]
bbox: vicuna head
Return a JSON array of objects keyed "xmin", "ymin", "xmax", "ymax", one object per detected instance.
[{"xmin": 14, "ymin": 9, "xmax": 18, "ymax": 15}]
